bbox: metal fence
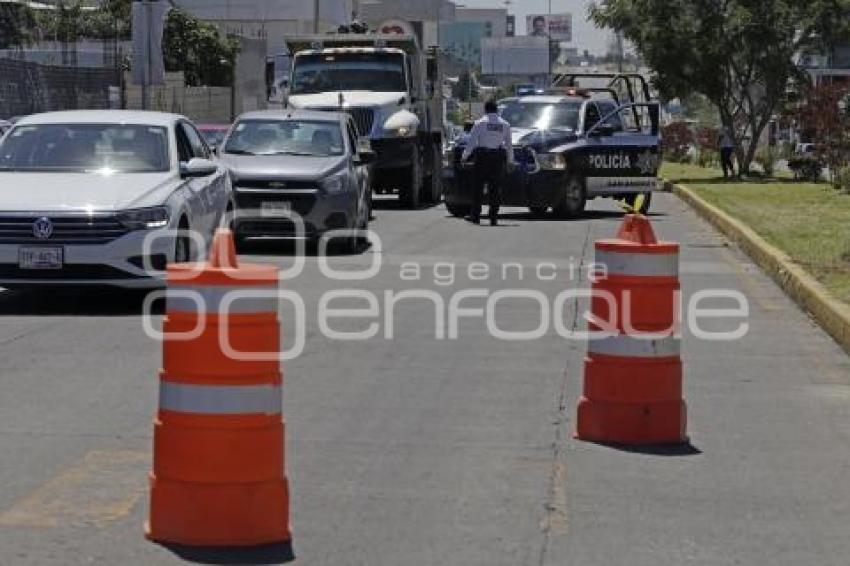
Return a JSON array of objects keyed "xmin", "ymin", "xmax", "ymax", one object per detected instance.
[{"xmin": 0, "ymin": 57, "xmax": 119, "ymax": 119}]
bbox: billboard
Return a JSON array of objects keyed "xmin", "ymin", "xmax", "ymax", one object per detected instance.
[
  {"xmin": 526, "ymin": 13, "xmax": 572, "ymax": 42},
  {"xmin": 481, "ymin": 37, "xmax": 549, "ymax": 75}
]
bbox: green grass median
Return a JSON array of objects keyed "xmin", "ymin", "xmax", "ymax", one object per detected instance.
[{"xmin": 661, "ymin": 163, "xmax": 850, "ymax": 304}]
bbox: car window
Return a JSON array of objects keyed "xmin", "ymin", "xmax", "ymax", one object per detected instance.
[
  {"xmin": 584, "ymin": 102, "xmax": 601, "ymax": 131},
  {"xmin": 175, "ymin": 125, "xmax": 194, "ymax": 163},
  {"xmin": 181, "ymin": 123, "xmax": 210, "ymax": 159},
  {"xmin": 500, "ymin": 101, "xmax": 581, "ymax": 130},
  {"xmin": 597, "ymin": 102, "xmax": 624, "ymax": 132},
  {"xmin": 224, "ymin": 119, "xmax": 345, "ymax": 157},
  {"xmin": 0, "ymin": 123, "xmax": 170, "ymax": 173},
  {"xmin": 346, "ymin": 121, "xmax": 358, "ymax": 156}
]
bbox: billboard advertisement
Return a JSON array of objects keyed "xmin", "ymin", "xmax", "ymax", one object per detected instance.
[
  {"xmin": 481, "ymin": 37, "xmax": 549, "ymax": 75},
  {"xmin": 526, "ymin": 13, "xmax": 572, "ymax": 42}
]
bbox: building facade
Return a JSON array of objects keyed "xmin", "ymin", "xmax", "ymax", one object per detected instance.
[{"xmin": 174, "ymin": 0, "xmax": 354, "ymax": 57}]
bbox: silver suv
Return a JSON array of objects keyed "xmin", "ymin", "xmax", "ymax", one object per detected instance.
[{"xmin": 221, "ymin": 110, "xmax": 375, "ymax": 252}]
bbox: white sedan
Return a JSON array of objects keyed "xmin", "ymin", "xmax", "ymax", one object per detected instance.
[{"xmin": 0, "ymin": 110, "xmax": 233, "ymax": 288}]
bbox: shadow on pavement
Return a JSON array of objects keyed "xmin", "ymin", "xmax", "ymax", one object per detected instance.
[
  {"xmin": 0, "ymin": 287, "xmax": 158, "ymax": 316},
  {"xmin": 669, "ymin": 176, "xmax": 803, "ymax": 185},
  {"xmin": 587, "ymin": 440, "xmax": 702, "ymax": 457},
  {"xmin": 158, "ymin": 541, "xmax": 295, "ymax": 565},
  {"xmin": 237, "ymin": 238, "xmax": 374, "ymax": 258},
  {"xmin": 371, "ymin": 195, "xmax": 443, "ymax": 212},
  {"xmin": 493, "ymin": 210, "xmax": 668, "ymax": 222}
]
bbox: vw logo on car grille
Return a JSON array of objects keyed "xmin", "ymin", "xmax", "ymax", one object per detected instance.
[{"xmin": 32, "ymin": 217, "xmax": 54, "ymax": 240}]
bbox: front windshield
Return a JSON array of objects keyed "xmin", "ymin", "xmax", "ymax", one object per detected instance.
[
  {"xmin": 0, "ymin": 123, "xmax": 170, "ymax": 173},
  {"xmin": 500, "ymin": 101, "xmax": 581, "ymax": 130},
  {"xmin": 224, "ymin": 119, "xmax": 344, "ymax": 157},
  {"xmin": 291, "ymin": 52, "xmax": 407, "ymax": 94}
]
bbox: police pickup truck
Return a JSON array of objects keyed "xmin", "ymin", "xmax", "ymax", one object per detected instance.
[{"xmin": 444, "ymin": 74, "xmax": 661, "ymax": 218}]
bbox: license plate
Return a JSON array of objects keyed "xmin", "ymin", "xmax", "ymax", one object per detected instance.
[
  {"xmin": 261, "ymin": 201, "xmax": 292, "ymax": 218},
  {"xmin": 19, "ymin": 247, "xmax": 63, "ymax": 270}
]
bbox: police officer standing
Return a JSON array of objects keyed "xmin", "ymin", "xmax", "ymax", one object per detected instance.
[{"xmin": 461, "ymin": 99, "xmax": 514, "ymax": 226}]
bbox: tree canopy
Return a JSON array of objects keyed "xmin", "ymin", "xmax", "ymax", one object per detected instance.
[
  {"xmin": 33, "ymin": 1, "xmax": 238, "ymax": 87},
  {"xmin": 590, "ymin": 0, "xmax": 850, "ymax": 173}
]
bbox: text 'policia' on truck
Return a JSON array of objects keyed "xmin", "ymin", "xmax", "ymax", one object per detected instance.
[{"xmin": 283, "ymin": 22, "xmax": 443, "ymax": 209}]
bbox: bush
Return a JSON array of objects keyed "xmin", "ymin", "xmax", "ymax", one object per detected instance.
[
  {"xmin": 697, "ymin": 148, "xmax": 719, "ymax": 168},
  {"xmin": 788, "ymin": 155, "xmax": 823, "ymax": 182},
  {"xmin": 661, "ymin": 122, "xmax": 695, "ymax": 163},
  {"xmin": 832, "ymin": 165, "xmax": 850, "ymax": 194},
  {"xmin": 755, "ymin": 145, "xmax": 781, "ymax": 177}
]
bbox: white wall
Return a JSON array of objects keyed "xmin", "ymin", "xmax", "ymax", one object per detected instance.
[
  {"xmin": 175, "ymin": 0, "xmax": 353, "ymax": 23},
  {"xmin": 456, "ymin": 8, "xmax": 507, "ymax": 39}
]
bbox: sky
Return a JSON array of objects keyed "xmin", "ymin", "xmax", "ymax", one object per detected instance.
[{"xmin": 455, "ymin": 0, "xmax": 611, "ymax": 55}]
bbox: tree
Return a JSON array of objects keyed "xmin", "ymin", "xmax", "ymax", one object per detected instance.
[
  {"xmin": 0, "ymin": 3, "xmax": 36, "ymax": 50},
  {"xmin": 163, "ymin": 9, "xmax": 239, "ymax": 87},
  {"xmin": 590, "ymin": 0, "xmax": 850, "ymax": 174},
  {"xmin": 454, "ymin": 70, "xmax": 479, "ymax": 102},
  {"xmin": 791, "ymin": 82, "xmax": 850, "ymax": 181}
]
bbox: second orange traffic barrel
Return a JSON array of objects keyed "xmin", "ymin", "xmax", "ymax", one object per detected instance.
[{"xmin": 576, "ymin": 214, "xmax": 687, "ymax": 445}]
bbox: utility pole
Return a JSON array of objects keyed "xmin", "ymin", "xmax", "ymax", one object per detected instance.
[
  {"xmin": 547, "ymin": 0, "xmax": 553, "ymax": 78},
  {"xmin": 313, "ymin": 0, "xmax": 320, "ymax": 33},
  {"xmin": 141, "ymin": 1, "xmax": 151, "ymax": 110}
]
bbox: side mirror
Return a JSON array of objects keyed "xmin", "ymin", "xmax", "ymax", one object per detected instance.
[
  {"xmin": 589, "ymin": 123, "xmax": 616, "ymax": 138},
  {"xmin": 180, "ymin": 157, "xmax": 218, "ymax": 178},
  {"xmin": 355, "ymin": 149, "xmax": 376, "ymax": 165}
]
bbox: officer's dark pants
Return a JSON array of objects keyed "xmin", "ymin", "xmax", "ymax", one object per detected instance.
[
  {"xmin": 472, "ymin": 148, "xmax": 506, "ymax": 221},
  {"xmin": 720, "ymin": 148, "xmax": 735, "ymax": 178}
]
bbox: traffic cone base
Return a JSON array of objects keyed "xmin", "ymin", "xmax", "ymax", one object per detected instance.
[
  {"xmin": 576, "ymin": 397, "xmax": 687, "ymax": 445},
  {"xmin": 146, "ymin": 477, "xmax": 290, "ymax": 546}
]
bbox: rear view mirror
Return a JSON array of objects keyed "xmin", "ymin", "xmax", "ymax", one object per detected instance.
[{"xmin": 180, "ymin": 158, "xmax": 218, "ymax": 178}]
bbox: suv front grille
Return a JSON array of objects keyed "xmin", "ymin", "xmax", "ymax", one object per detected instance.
[
  {"xmin": 0, "ymin": 214, "xmax": 129, "ymax": 244},
  {"xmin": 235, "ymin": 180, "xmax": 320, "ymax": 191}
]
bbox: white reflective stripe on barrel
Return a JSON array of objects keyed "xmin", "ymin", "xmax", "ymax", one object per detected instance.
[
  {"xmin": 588, "ymin": 334, "xmax": 680, "ymax": 358},
  {"xmin": 595, "ymin": 249, "xmax": 678, "ymax": 277},
  {"xmin": 167, "ymin": 285, "xmax": 278, "ymax": 314},
  {"xmin": 159, "ymin": 381, "xmax": 282, "ymax": 415}
]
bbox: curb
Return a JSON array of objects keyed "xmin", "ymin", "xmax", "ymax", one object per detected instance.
[{"xmin": 670, "ymin": 181, "xmax": 850, "ymax": 355}]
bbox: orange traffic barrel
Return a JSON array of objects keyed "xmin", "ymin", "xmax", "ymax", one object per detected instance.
[
  {"xmin": 576, "ymin": 214, "xmax": 687, "ymax": 445},
  {"xmin": 146, "ymin": 229, "xmax": 291, "ymax": 546}
]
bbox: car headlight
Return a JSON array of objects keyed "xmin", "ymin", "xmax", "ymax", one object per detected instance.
[
  {"xmin": 322, "ymin": 176, "xmax": 346, "ymax": 194},
  {"xmin": 537, "ymin": 153, "xmax": 568, "ymax": 170},
  {"xmin": 117, "ymin": 206, "xmax": 171, "ymax": 230}
]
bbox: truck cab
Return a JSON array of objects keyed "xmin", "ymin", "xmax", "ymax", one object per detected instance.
[{"xmin": 285, "ymin": 34, "xmax": 443, "ymax": 209}]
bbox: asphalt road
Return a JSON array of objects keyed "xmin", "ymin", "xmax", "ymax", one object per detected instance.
[{"xmin": 0, "ymin": 193, "xmax": 849, "ymax": 565}]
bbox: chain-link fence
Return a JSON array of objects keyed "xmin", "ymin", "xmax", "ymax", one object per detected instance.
[{"xmin": 0, "ymin": 56, "xmax": 119, "ymax": 119}]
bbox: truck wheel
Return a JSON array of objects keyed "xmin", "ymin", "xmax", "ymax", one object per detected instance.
[
  {"xmin": 399, "ymin": 144, "xmax": 422, "ymax": 209},
  {"xmin": 446, "ymin": 201, "xmax": 470, "ymax": 217},
  {"xmin": 425, "ymin": 143, "xmax": 442, "ymax": 203},
  {"xmin": 625, "ymin": 192, "xmax": 652, "ymax": 215},
  {"xmin": 553, "ymin": 176, "xmax": 586, "ymax": 218}
]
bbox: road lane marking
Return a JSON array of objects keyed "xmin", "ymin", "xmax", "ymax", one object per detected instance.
[{"xmin": 0, "ymin": 450, "xmax": 148, "ymax": 528}]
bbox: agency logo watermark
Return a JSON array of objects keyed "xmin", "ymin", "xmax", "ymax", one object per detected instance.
[{"xmin": 140, "ymin": 209, "xmax": 750, "ymax": 360}]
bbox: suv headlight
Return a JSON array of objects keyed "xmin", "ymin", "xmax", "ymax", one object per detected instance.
[
  {"xmin": 537, "ymin": 153, "xmax": 567, "ymax": 170},
  {"xmin": 322, "ymin": 175, "xmax": 346, "ymax": 194},
  {"xmin": 117, "ymin": 206, "xmax": 171, "ymax": 230}
]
